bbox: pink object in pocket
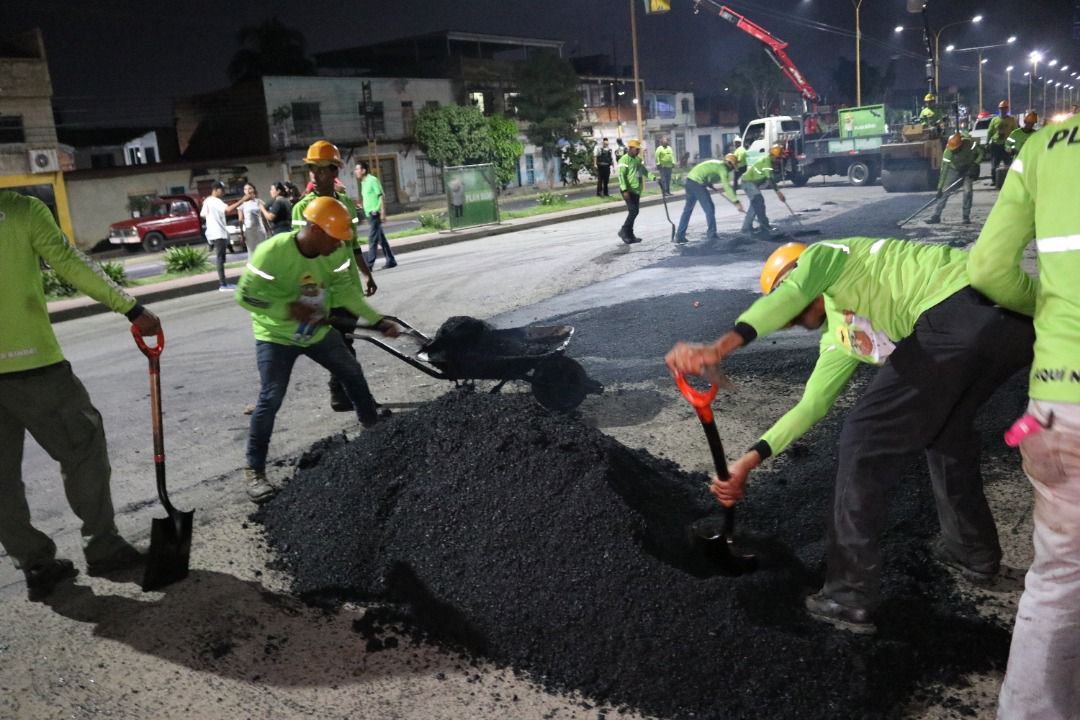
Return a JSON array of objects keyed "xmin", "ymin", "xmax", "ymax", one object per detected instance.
[{"xmin": 1004, "ymin": 414, "xmax": 1044, "ymax": 448}]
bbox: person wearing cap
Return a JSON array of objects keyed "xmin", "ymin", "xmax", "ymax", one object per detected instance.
[
  {"xmin": 1005, "ymin": 111, "xmax": 1038, "ymax": 159},
  {"xmin": 292, "ymin": 140, "xmax": 379, "ymax": 412},
  {"xmin": 201, "ymin": 181, "xmax": 252, "ymax": 291},
  {"xmin": 986, "ymin": 100, "xmax": 1019, "ymax": 183},
  {"xmin": 666, "ymin": 238, "xmax": 1033, "ymax": 634},
  {"xmin": 674, "ymin": 155, "xmax": 743, "ymax": 244},
  {"xmin": 928, "ymin": 133, "xmax": 984, "ymax": 225},
  {"xmin": 740, "ymin": 146, "xmax": 785, "ymax": 237},
  {"xmin": 616, "ymin": 139, "xmax": 656, "ymax": 244},
  {"xmin": 919, "ymin": 93, "xmax": 943, "ymax": 130},
  {"xmin": 236, "ymin": 196, "xmax": 399, "ymax": 503},
  {"xmin": 967, "ymin": 109, "xmax": 1080, "ymax": 720}
]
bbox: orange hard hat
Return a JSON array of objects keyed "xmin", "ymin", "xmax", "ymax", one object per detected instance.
[
  {"xmin": 302, "ymin": 196, "xmax": 353, "ymax": 241},
  {"xmin": 1024, "ymin": 111, "xmax": 1038, "ymax": 126},
  {"xmin": 724, "ymin": 153, "xmax": 738, "ymax": 165},
  {"xmin": 303, "ymin": 140, "xmax": 343, "ymax": 167},
  {"xmin": 769, "ymin": 144, "xmax": 784, "ymax": 159},
  {"xmin": 947, "ymin": 133, "xmax": 963, "ymax": 151},
  {"xmin": 999, "ymin": 100, "xmax": 1009, "ymax": 110},
  {"xmin": 760, "ymin": 242, "xmax": 806, "ymax": 295}
]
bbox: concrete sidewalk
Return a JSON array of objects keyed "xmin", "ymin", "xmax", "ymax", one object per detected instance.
[{"xmin": 50, "ymin": 191, "xmax": 681, "ymax": 323}]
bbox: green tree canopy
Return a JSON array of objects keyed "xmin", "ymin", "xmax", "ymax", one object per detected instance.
[
  {"xmin": 228, "ymin": 17, "xmax": 315, "ymax": 83},
  {"xmin": 414, "ymin": 105, "xmax": 523, "ymax": 188},
  {"xmin": 729, "ymin": 51, "xmax": 787, "ymax": 118},
  {"xmin": 514, "ymin": 51, "xmax": 581, "ymax": 158},
  {"xmin": 830, "ymin": 57, "xmax": 897, "ymax": 106},
  {"xmin": 486, "ymin": 114, "xmax": 525, "ymax": 188}
]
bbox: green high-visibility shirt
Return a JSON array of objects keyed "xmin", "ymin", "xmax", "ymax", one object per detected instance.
[
  {"xmin": 737, "ymin": 238, "xmax": 970, "ymax": 455},
  {"xmin": 938, "ymin": 139, "xmax": 985, "ymax": 191},
  {"xmin": 235, "ymin": 231, "xmax": 381, "ymax": 347},
  {"xmin": 733, "ymin": 146, "xmax": 747, "ymax": 171},
  {"xmin": 291, "ymin": 191, "xmax": 364, "ymax": 249},
  {"xmin": 742, "ymin": 154, "xmax": 777, "ymax": 186},
  {"xmin": 0, "ymin": 191, "xmax": 137, "ymax": 374},
  {"xmin": 655, "ymin": 145, "xmax": 675, "ymax": 168},
  {"xmin": 686, "ymin": 160, "xmax": 738, "ymax": 204},
  {"xmin": 968, "ymin": 117, "xmax": 1080, "ymax": 403},
  {"xmin": 359, "ymin": 175, "xmax": 384, "ymax": 216},
  {"xmin": 987, "ymin": 114, "xmax": 1018, "ymax": 146},
  {"xmin": 617, "ymin": 153, "xmax": 654, "ymax": 194},
  {"xmin": 919, "ymin": 105, "xmax": 943, "ymax": 126},
  {"xmin": 1005, "ymin": 126, "xmax": 1035, "ymax": 155}
]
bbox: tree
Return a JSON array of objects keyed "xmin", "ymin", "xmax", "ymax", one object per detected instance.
[
  {"xmin": 831, "ymin": 57, "xmax": 897, "ymax": 106},
  {"xmin": 414, "ymin": 105, "xmax": 523, "ymax": 189},
  {"xmin": 227, "ymin": 17, "xmax": 314, "ymax": 83},
  {"xmin": 729, "ymin": 51, "xmax": 787, "ymax": 118},
  {"xmin": 514, "ymin": 52, "xmax": 582, "ymax": 189},
  {"xmin": 487, "ymin": 114, "xmax": 525, "ymax": 188}
]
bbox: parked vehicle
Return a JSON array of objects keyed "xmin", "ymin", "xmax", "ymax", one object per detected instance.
[
  {"xmin": 108, "ymin": 193, "xmax": 244, "ymax": 254},
  {"xmin": 970, "ymin": 112, "xmax": 993, "ymax": 146}
]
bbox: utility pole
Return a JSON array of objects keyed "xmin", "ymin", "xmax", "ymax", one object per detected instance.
[
  {"xmin": 630, "ymin": 0, "xmax": 645, "ymax": 142},
  {"xmin": 854, "ymin": 0, "xmax": 864, "ymax": 106}
]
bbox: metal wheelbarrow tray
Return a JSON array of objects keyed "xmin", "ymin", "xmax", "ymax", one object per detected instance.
[{"xmin": 350, "ymin": 315, "xmax": 602, "ymax": 412}]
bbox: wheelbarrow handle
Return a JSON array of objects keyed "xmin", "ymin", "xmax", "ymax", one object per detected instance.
[{"xmin": 131, "ymin": 326, "xmax": 165, "ymax": 359}]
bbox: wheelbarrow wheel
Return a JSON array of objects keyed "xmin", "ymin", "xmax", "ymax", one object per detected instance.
[{"xmin": 531, "ymin": 355, "xmax": 588, "ymax": 412}]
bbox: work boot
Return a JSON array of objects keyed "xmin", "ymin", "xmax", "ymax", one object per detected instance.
[
  {"xmin": 24, "ymin": 558, "xmax": 78, "ymax": 602},
  {"xmin": 360, "ymin": 406, "xmax": 392, "ymax": 429},
  {"xmin": 925, "ymin": 216, "xmax": 941, "ymax": 224},
  {"xmin": 245, "ymin": 467, "xmax": 276, "ymax": 504},
  {"xmin": 87, "ymin": 540, "xmax": 145, "ymax": 578},
  {"xmin": 930, "ymin": 538, "xmax": 1023, "ymax": 593},
  {"xmin": 804, "ymin": 592, "xmax": 876, "ymax": 635},
  {"xmin": 673, "ymin": 233, "xmax": 687, "ymax": 244},
  {"xmin": 329, "ymin": 379, "xmax": 353, "ymax": 412},
  {"xmin": 961, "ymin": 217, "xmax": 972, "ymax": 224}
]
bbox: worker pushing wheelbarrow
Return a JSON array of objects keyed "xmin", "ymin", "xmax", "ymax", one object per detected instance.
[{"xmin": 333, "ymin": 313, "xmax": 603, "ymax": 412}]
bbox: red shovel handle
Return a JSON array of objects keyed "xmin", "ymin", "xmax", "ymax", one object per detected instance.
[
  {"xmin": 674, "ymin": 371, "xmax": 717, "ymax": 424},
  {"xmin": 131, "ymin": 326, "xmax": 165, "ymax": 359}
]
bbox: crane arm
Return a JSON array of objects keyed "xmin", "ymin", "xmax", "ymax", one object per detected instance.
[{"xmin": 693, "ymin": 0, "xmax": 820, "ymax": 107}]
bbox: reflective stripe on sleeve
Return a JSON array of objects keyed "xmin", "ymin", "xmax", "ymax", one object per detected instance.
[
  {"xmin": 1036, "ymin": 235, "xmax": 1080, "ymax": 254},
  {"xmin": 334, "ymin": 259, "xmax": 352, "ymax": 272},
  {"xmin": 246, "ymin": 263, "xmax": 275, "ymax": 280},
  {"xmin": 1011, "ymin": 158, "xmax": 1024, "ymax": 174}
]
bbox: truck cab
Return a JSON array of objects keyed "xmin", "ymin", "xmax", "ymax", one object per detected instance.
[
  {"xmin": 742, "ymin": 116, "xmax": 802, "ymax": 166},
  {"xmin": 108, "ymin": 193, "xmax": 243, "ymax": 254}
]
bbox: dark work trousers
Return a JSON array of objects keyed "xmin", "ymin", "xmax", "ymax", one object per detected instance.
[
  {"xmin": 732, "ymin": 169, "xmax": 742, "ymax": 191},
  {"xmin": 327, "ymin": 304, "xmax": 359, "ymax": 405},
  {"xmin": 676, "ymin": 179, "xmax": 716, "ymax": 239},
  {"xmin": 989, "ymin": 143, "xmax": 1008, "ymax": 179},
  {"xmin": 213, "ymin": 237, "xmax": 228, "ymax": 285},
  {"xmin": 822, "ymin": 288, "xmax": 1034, "ymax": 609},
  {"xmin": 658, "ymin": 166, "xmax": 673, "ymax": 195},
  {"xmin": 597, "ymin": 165, "xmax": 612, "ymax": 196},
  {"xmin": 620, "ymin": 192, "xmax": 640, "ymax": 236},
  {"xmin": 740, "ymin": 182, "xmax": 769, "ymax": 233},
  {"xmin": 363, "ymin": 212, "xmax": 396, "ymax": 267}
]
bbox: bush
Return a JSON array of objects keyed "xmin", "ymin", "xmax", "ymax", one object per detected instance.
[
  {"xmin": 418, "ymin": 212, "xmax": 448, "ymax": 230},
  {"xmin": 99, "ymin": 261, "xmax": 130, "ymax": 287},
  {"xmin": 536, "ymin": 191, "xmax": 568, "ymax": 206},
  {"xmin": 164, "ymin": 245, "xmax": 211, "ymax": 274},
  {"xmin": 42, "ymin": 268, "xmax": 77, "ymax": 298}
]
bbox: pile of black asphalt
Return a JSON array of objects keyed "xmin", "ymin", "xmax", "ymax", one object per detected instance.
[{"xmin": 256, "ymin": 376, "xmax": 1022, "ymax": 719}]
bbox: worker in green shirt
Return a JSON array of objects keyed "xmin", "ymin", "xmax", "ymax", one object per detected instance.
[
  {"xmin": 655, "ymin": 137, "xmax": 675, "ymax": 196},
  {"xmin": 0, "ymin": 190, "xmax": 161, "ymax": 600},
  {"xmin": 986, "ymin": 100, "xmax": 1019, "ymax": 183},
  {"xmin": 237, "ymin": 197, "xmax": 399, "ymax": 503},
  {"xmin": 666, "ymin": 237, "xmax": 1033, "ymax": 634},
  {"xmin": 355, "ymin": 159, "xmax": 396, "ymax": 270},
  {"xmin": 616, "ymin": 139, "xmax": 657, "ymax": 244},
  {"xmin": 731, "ymin": 139, "xmax": 747, "ymax": 191},
  {"xmin": 927, "ymin": 133, "xmax": 985, "ymax": 225},
  {"xmin": 919, "ymin": 93, "xmax": 944, "ymax": 130},
  {"xmin": 740, "ymin": 145, "xmax": 785, "ymax": 236},
  {"xmin": 674, "ymin": 155, "xmax": 743, "ymax": 244},
  {"xmin": 967, "ymin": 112, "xmax": 1080, "ymax": 720},
  {"xmin": 1005, "ymin": 111, "xmax": 1038, "ymax": 159},
  {"xmin": 292, "ymin": 140, "xmax": 377, "ymax": 412}
]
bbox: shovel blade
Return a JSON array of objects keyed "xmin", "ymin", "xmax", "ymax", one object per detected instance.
[
  {"xmin": 688, "ymin": 516, "xmax": 758, "ymax": 576},
  {"xmin": 142, "ymin": 509, "xmax": 194, "ymax": 591}
]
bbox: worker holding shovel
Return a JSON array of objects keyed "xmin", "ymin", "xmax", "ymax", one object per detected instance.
[
  {"xmin": 674, "ymin": 155, "xmax": 743, "ymax": 244},
  {"xmin": 0, "ymin": 190, "xmax": 160, "ymax": 601},
  {"xmin": 666, "ymin": 237, "xmax": 1033, "ymax": 635},
  {"xmin": 739, "ymin": 145, "xmax": 785, "ymax": 238}
]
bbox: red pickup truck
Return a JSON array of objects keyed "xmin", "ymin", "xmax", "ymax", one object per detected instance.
[{"xmin": 108, "ymin": 194, "xmax": 244, "ymax": 254}]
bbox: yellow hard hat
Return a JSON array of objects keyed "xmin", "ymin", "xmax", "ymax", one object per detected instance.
[
  {"xmin": 724, "ymin": 153, "xmax": 738, "ymax": 165},
  {"xmin": 924, "ymin": 93, "xmax": 935, "ymax": 103},
  {"xmin": 769, "ymin": 144, "xmax": 784, "ymax": 159},
  {"xmin": 946, "ymin": 133, "xmax": 963, "ymax": 151},
  {"xmin": 1024, "ymin": 111, "xmax": 1038, "ymax": 126},
  {"xmin": 302, "ymin": 196, "xmax": 353, "ymax": 241},
  {"xmin": 760, "ymin": 242, "xmax": 806, "ymax": 295},
  {"xmin": 303, "ymin": 140, "xmax": 343, "ymax": 167},
  {"xmin": 998, "ymin": 99, "xmax": 1009, "ymax": 110},
  {"xmin": 627, "ymin": 139, "xmax": 642, "ymax": 149}
]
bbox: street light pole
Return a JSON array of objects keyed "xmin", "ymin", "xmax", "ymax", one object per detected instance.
[
  {"xmin": 978, "ymin": 48, "xmax": 985, "ymax": 112},
  {"xmin": 629, "ymin": 0, "xmax": 645, "ymax": 143},
  {"xmin": 854, "ymin": 0, "xmax": 864, "ymax": 106},
  {"xmin": 1006, "ymin": 65, "xmax": 1013, "ymax": 109},
  {"xmin": 947, "ymin": 37, "xmax": 1015, "ymax": 113}
]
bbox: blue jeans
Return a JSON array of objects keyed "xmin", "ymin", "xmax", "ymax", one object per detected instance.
[
  {"xmin": 247, "ymin": 331, "xmax": 378, "ymax": 470},
  {"xmin": 363, "ymin": 212, "xmax": 395, "ymax": 266},
  {"xmin": 676, "ymin": 179, "xmax": 716, "ymax": 239},
  {"xmin": 741, "ymin": 182, "xmax": 769, "ymax": 233}
]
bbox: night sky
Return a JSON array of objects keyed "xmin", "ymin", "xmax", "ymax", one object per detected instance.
[{"xmin": 5, "ymin": 0, "xmax": 1078, "ymax": 127}]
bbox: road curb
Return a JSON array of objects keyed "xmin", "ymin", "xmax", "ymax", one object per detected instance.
[{"xmin": 49, "ymin": 191, "xmax": 681, "ymax": 323}]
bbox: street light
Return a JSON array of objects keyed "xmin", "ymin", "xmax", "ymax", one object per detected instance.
[
  {"xmin": 896, "ymin": 14, "xmax": 985, "ymax": 95},
  {"xmin": 1029, "ymin": 51, "xmax": 1043, "ymax": 110},
  {"xmin": 1006, "ymin": 65, "xmax": 1014, "ymax": 108},
  {"xmin": 948, "ymin": 36, "xmax": 1016, "ymax": 112},
  {"xmin": 1044, "ymin": 77, "xmax": 1053, "ymax": 118}
]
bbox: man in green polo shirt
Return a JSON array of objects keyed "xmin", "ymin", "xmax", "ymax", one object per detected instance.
[
  {"xmin": 674, "ymin": 155, "xmax": 743, "ymax": 244},
  {"xmin": 667, "ymin": 237, "xmax": 1033, "ymax": 634},
  {"xmin": 655, "ymin": 137, "xmax": 675, "ymax": 196},
  {"xmin": 968, "ymin": 112, "xmax": 1080, "ymax": 720},
  {"xmin": 355, "ymin": 159, "xmax": 396, "ymax": 270},
  {"xmin": 616, "ymin": 139, "xmax": 657, "ymax": 244}
]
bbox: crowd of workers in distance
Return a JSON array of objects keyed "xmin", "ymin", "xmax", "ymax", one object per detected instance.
[{"xmin": 4, "ymin": 92, "xmax": 1078, "ymax": 719}]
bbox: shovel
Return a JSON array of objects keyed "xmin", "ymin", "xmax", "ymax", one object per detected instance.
[
  {"xmin": 896, "ymin": 176, "xmax": 965, "ymax": 227},
  {"xmin": 780, "ymin": 198, "xmax": 821, "ymax": 237},
  {"xmin": 131, "ymin": 326, "xmax": 193, "ymax": 591},
  {"xmin": 674, "ymin": 372, "xmax": 757, "ymax": 576},
  {"xmin": 660, "ymin": 185, "xmax": 677, "ymax": 242}
]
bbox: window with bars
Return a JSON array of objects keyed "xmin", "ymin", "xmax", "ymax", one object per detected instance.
[
  {"xmin": 0, "ymin": 115, "xmax": 26, "ymax": 143},
  {"xmin": 359, "ymin": 101, "xmax": 385, "ymax": 138},
  {"xmin": 416, "ymin": 156, "xmax": 444, "ymax": 196},
  {"xmin": 291, "ymin": 102, "xmax": 323, "ymax": 137}
]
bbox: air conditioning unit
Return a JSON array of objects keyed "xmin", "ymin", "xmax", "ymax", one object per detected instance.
[{"xmin": 28, "ymin": 148, "xmax": 60, "ymax": 174}]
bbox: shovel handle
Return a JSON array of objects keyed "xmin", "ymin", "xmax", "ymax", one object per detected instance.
[
  {"xmin": 674, "ymin": 371, "xmax": 717, "ymax": 424},
  {"xmin": 131, "ymin": 326, "xmax": 165, "ymax": 359},
  {"xmin": 675, "ymin": 372, "xmax": 737, "ymax": 535}
]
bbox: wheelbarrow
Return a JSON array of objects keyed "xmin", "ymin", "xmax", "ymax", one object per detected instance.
[{"xmin": 342, "ymin": 315, "xmax": 603, "ymax": 412}]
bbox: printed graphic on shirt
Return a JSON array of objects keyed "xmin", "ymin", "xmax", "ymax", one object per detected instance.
[
  {"xmin": 836, "ymin": 310, "xmax": 896, "ymax": 365},
  {"xmin": 293, "ymin": 272, "xmax": 326, "ymax": 341}
]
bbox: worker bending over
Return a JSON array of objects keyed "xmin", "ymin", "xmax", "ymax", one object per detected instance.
[
  {"xmin": 928, "ymin": 133, "xmax": 984, "ymax": 225},
  {"xmin": 740, "ymin": 145, "xmax": 785, "ymax": 237},
  {"xmin": 675, "ymin": 155, "xmax": 743, "ymax": 244}
]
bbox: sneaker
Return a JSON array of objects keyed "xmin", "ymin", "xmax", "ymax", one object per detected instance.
[
  {"xmin": 925, "ymin": 216, "xmax": 941, "ymax": 225},
  {"xmin": 25, "ymin": 558, "xmax": 78, "ymax": 601},
  {"xmin": 383, "ymin": 261, "xmax": 398, "ymax": 269},
  {"xmin": 930, "ymin": 539, "xmax": 1023, "ymax": 592},
  {"xmin": 242, "ymin": 403, "xmax": 256, "ymax": 415},
  {"xmin": 218, "ymin": 284, "xmax": 236, "ymax": 292},
  {"xmin": 245, "ymin": 467, "xmax": 277, "ymax": 504},
  {"xmin": 87, "ymin": 542, "xmax": 145, "ymax": 578},
  {"xmin": 329, "ymin": 381, "xmax": 354, "ymax": 412},
  {"xmin": 804, "ymin": 592, "xmax": 876, "ymax": 635}
]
